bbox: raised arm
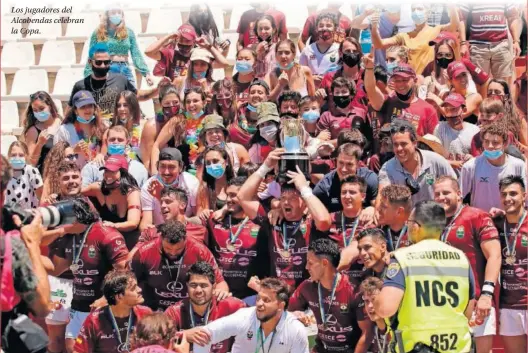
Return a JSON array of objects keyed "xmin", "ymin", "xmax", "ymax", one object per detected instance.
[
  {"xmin": 145, "ymin": 33, "xmax": 177, "ymax": 61},
  {"xmin": 362, "ymin": 52, "xmax": 385, "ymax": 111},
  {"xmin": 439, "ymin": 5, "xmax": 461, "ymax": 33}
]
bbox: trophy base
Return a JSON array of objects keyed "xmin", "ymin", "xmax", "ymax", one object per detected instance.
[{"xmin": 277, "ymin": 152, "xmax": 310, "ymax": 185}]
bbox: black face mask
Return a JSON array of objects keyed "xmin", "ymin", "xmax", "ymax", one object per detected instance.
[
  {"xmin": 396, "ymin": 87, "xmax": 414, "ymax": 102},
  {"xmin": 342, "ymin": 52, "xmax": 360, "ymax": 67},
  {"xmin": 178, "ymin": 45, "xmax": 193, "ymax": 57},
  {"xmin": 101, "ymin": 180, "xmax": 121, "ymax": 195},
  {"xmin": 333, "ymin": 95, "xmax": 351, "ymax": 109},
  {"xmin": 436, "ymin": 57, "xmax": 454, "ymax": 69},
  {"xmin": 92, "ymin": 64, "xmax": 110, "ymax": 78},
  {"xmin": 258, "ymin": 35, "xmax": 273, "ymax": 43}
]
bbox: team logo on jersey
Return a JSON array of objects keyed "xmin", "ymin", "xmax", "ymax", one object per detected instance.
[
  {"xmin": 330, "ymin": 55, "xmax": 337, "ymax": 63},
  {"xmin": 425, "ymin": 173, "xmax": 435, "ymax": 185},
  {"xmin": 88, "ymin": 246, "xmax": 96, "ymax": 258},
  {"xmin": 386, "ymin": 262, "xmax": 400, "ymax": 279},
  {"xmin": 456, "ymin": 226, "xmax": 465, "ymax": 239},
  {"xmin": 246, "ymin": 330, "xmax": 254, "ymax": 340},
  {"xmin": 522, "ymin": 234, "xmax": 528, "ymax": 247},
  {"xmin": 340, "ymin": 304, "xmax": 348, "ymax": 314},
  {"xmin": 250, "ymin": 226, "xmax": 260, "ymax": 238}
]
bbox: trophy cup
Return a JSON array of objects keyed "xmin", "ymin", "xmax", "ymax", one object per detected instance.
[{"xmin": 277, "ymin": 118, "xmax": 310, "ymax": 185}]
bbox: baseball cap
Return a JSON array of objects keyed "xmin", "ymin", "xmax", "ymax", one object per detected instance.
[
  {"xmin": 190, "ymin": 48, "xmax": 214, "ymax": 63},
  {"xmin": 447, "ymin": 61, "xmax": 469, "ymax": 79},
  {"xmin": 100, "ymin": 155, "xmax": 128, "ymax": 172},
  {"xmin": 441, "ymin": 93, "xmax": 466, "ymax": 108},
  {"xmin": 429, "ymin": 32, "xmax": 457, "ymax": 46},
  {"xmin": 159, "ymin": 147, "xmax": 183, "ymax": 162},
  {"xmin": 72, "ymin": 90, "xmax": 96, "ymax": 108},
  {"xmin": 256, "ymin": 102, "xmax": 280, "ymax": 126},
  {"xmin": 178, "ymin": 24, "xmax": 197, "ymax": 42},
  {"xmin": 391, "ymin": 63, "xmax": 416, "ymax": 79}
]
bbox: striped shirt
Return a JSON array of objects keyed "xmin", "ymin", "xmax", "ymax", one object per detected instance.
[{"xmin": 460, "ymin": 4, "xmax": 518, "ymax": 43}]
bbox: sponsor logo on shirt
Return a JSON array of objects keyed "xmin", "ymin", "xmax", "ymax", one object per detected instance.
[
  {"xmin": 238, "ymin": 257, "xmax": 250, "ymax": 267},
  {"xmin": 149, "ymin": 270, "xmax": 163, "ymax": 275},
  {"xmin": 479, "ymin": 177, "xmax": 489, "ymax": 183},
  {"xmin": 246, "ymin": 330, "xmax": 254, "ymax": 339}
]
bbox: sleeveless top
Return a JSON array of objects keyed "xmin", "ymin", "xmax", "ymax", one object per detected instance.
[
  {"xmin": 34, "ymin": 125, "xmax": 54, "ymax": 174},
  {"xmin": 273, "ymin": 67, "xmax": 309, "ymax": 97}
]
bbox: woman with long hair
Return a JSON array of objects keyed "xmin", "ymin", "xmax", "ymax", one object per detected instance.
[
  {"xmin": 269, "ymin": 39, "xmax": 315, "ymax": 101},
  {"xmin": 188, "ymin": 3, "xmax": 230, "ymax": 55},
  {"xmin": 209, "ymin": 78, "xmax": 238, "ymax": 127},
  {"xmin": 53, "ymin": 90, "xmax": 107, "ymax": 168},
  {"xmin": 23, "ymin": 91, "xmax": 62, "ymax": 173},
  {"xmin": 233, "ymin": 48, "xmax": 257, "ymax": 106},
  {"xmin": 82, "ymin": 155, "xmax": 141, "ymax": 249},
  {"xmin": 6, "ymin": 141, "xmax": 43, "ymax": 209},
  {"xmin": 140, "ymin": 85, "xmax": 182, "ymax": 172},
  {"xmin": 84, "ymin": 5, "xmax": 153, "ymax": 88},
  {"xmin": 252, "ymin": 14, "xmax": 279, "ymax": 80},
  {"xmin": 422, "ymin": 38, "xmax": 462, "ymax": 94},
  {"xmin": 151, "ymin": 88, "xmax": 208, "ymax": 175},
  {"xmin": 41, "ymin": 141, "xmax": 78, "ymax": 200},
  {"xmin": 196, "ymin": 145, "xmax": 235, "ymax": 220}
]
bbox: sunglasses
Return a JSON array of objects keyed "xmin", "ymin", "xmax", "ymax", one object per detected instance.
[
  {"xmin": 65, "ymin": 153, "xmax": 79, "ymax": 161},
  {"xmin": 93, "ymin": 60, "xmax": 111, "ymax": 66}
]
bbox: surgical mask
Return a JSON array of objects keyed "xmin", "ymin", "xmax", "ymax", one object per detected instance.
[
  {"xmin": 235, "ymin": 60, "xmax": 253, "ymax": 74},
  {"xmin": 77, "ymin": 115, "xmax": 95, "ymax": 124},
  {"xmin": 206, "ymin": 163, "xmax": 226, "ymax": 179},
  {"xmin": 178, "ymin": 45, "xmax": 193, "ymax": 57},
  {"xmin": 302, "ymin": 110, "xmax": 320, "ymax": 123},
  {"xmin": 333, "ymin": 95, "xmax": 351, "ymax": 109},
  {"xmin": 163, "ymin": 106, "xmax": 180, "ymax": 118},
  {"xmin": 386, "ymin": 61, "xmax": 398, "ymax": 74},
  {"xmin": 247, "ymin": 104, "xmax": 258, "ymax": 113},
  {"xmin": 157, "ymin": 174, "xmax": 178, "ymax": 187},
  {"xmin": 108, "ymin": 144, "xmax": 126, "ymax": 156},
  {"xmin": 278, "ymin": 62, "xmax": 294, "ymax": 70},
  {"xmin": 396, "ymin": 87, "xmax": 414, "ymax": 102},
  {"xmin": 259, "ymin": 125, "xmax": 278, "ymax": 142},
  {"xmin": 185, "ymin": 110, "xmax": 204, "ymax": 120},
  {"xmin": 91, "ymin": 64, "xmax": 110, "ymax": 78},
  {"xmin": 319, "ymin": 30, "xmax": 333, "ymax": 41},
  {"xmin": 411, "ymin": 10, "xmax": 426, "ymax": 25},
  {"xmin": 9, "ymin": 157, "xmax": 25, "ymax": 170},
  {"xmin": 483, "ymin": 149, "xmax": 504, "ymax": 160},
  {"xmin": 109, "ymin": 15, "xmax": 122, "ymax": 25},
  {"xmin": 436, "ymin": 57, "xmax": 454, "ymax": 69},
  {"xmin": 119, "ymin": 118, "xmax": 128, "ymax": 125},
  {"xmin": 342, "ymin": 52, "xmax": 360, "ymax": 67},
  {"xmin": 34, "ymin": 110, "xmax": 50, "ymax": 122},
  {"xmin": 192, "ymin": 71, "xmax": 207, "ymax": 79}
]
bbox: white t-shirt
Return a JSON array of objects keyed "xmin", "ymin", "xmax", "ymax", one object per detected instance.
[
  {"xmin": 460, "ymin": 155, "xmax": 527, "ymax": 212},
  {"xmin": 299, "ymin": 42, "xmax": 340, "ymax": 76},
  {"xmin": 193, "ymin": 308, "xmax": 309, "ymax": 353},
  {"xmin": 434, "ymin": 122, "xmax": 480, "ymax": 160},
  {"xmin": 5, "ymin": 165, "xmax": 43, "ymax": 209},
  {"xmin": 140, "ymin": 173, "xmax": 199, "ymax": 224}
]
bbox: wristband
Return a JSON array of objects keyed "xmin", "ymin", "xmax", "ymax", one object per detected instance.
[
  {"xmin": 365, "ymin": 67, "xmax": 374, "ymax": 70},
  {"xmin": 482, "ymin": 284, "xmax": 495, "ymax": 294},
  {"xmin": 256, "ymin": 164, "xmax": 273, "ymax": 179},
  {"xmin": 480, "ymin": 291, "xmax": 493, "ymax": 298},
  {"xmin": 483, "ymin": 281, "xmax": 495, "ymax": 287},
  {"xmin": 299, "ymin": 186, "xmax": 313, "ymax": 199}
]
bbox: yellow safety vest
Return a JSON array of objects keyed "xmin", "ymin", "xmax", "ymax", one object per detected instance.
[{"xmin": 391, "ymin": 239, "xmax": 472, "ymax": 353}]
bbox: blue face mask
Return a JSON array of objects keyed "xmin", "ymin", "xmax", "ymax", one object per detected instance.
[
  {"xmin": 386, "ymin": 61, "xmax": 398, "ymax": 74},
  {"xmin": 108, "ymin": 144, "xmax": 126, "ymax": 156},
  {"xmin": 34, "ymin": 110, "xmax": 50, "ymax": 122},
  {"xmin": 109, "ymin": 15, "xmax": 122, "ymax": 25},
  {"xmin": 235, "ymin": 60, "xmax": 253, "ymax": 74},
  {"xmin": 157, "ymin": 174, "xmax": 178, "ymax": 187},
  {"xmin": 9, "ymin": 157, "xmax": 26, "ymax": 170},
  {"xmin": 192, "ymin": 72, "xmax": 207, "ymax": 79},
  {"xmin": 411, "ymin": 10, "xmax": 426, "ymax": 25},
  {"xmin": 483, "ymin": 149, "xmax": 504, "ymax": 160},
  {"xmin": 302, "ymin": 110, "xmax": 320, "ymax": 123},
  {"xmin": 278, "ymin": 62, "xmax": 294, "ymax": 70},
  {"xmin": 77, "ymin": 115, "xmax": 95, "ymax": 124},
  {"xmin": 185, "ymin": 110, "xmax": 204, "ymax": 120},
  {"xmin": 206, "ymin": 163, "xmax": 226, "ymax": 179},
  {"xmin": 247, "ymin": 104, "xmax": 258, "ymax": 113}
]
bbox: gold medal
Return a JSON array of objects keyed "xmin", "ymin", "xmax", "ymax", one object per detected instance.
[
  {"xmin": 281, "ymin": 249, "xmax": 291, "ymax": 258},
  {"xmin": 505, "ymin": 254, "xmax": 516, "ymax": 265},
  {"xmin": 70, "ymin": 263, "xmax": 79, "ymax": 272},
  {"xmin": 226, "ymin": 242, "xmax": 236, "ymax": 252}
]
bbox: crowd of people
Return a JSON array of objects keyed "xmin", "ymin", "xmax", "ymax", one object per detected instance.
[{"xmin": 1, "ymin": 2, "xmax": 527, "ymax": 353}]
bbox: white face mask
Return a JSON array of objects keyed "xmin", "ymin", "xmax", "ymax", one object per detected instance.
[{"xmin": 259, "ymin": 125, "xmax": 278, "ymax": 142}]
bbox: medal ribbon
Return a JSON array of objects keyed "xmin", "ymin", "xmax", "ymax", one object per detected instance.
[
  {"xmin": 318, "ymin": 273, "xmax": 339, "ymax": 329},
  {"xmin": 375, "ymin": 326, "xmax": 389, "ymax": 353},
  {"xmin": 229, "ymin": 215, "xmax": 250, "ymax": 244},
  {"xmin": 72, "ymin": 223, "xmax": 94, "ymax": 267},
  {"xmin": 440, "ymin": 205, "xmax": 466, "ymax": 243},
  {"xmin": 341, "ymin": 213, "xmax": 359, "ymax": 247},
  {"xmin": 281, "ymin": 221, "xmax": 302, "ymax": 252},
  {"xmin": 189, "ymin": 302, "xmax": 211, "ymax": 328},
  {"xmin": 164, "ymin": 255, "xmax": 184, "ymax": 288},
  {"xmin": 253, "ymin": 313, "xmax": 281, "ymax": 353},
  {"xmin": 386, "ymin": 225, "xmax": 407, "ymax": 252},
  {"xmin": 503, "ymin": 210, "xmax": 527, "ymax": 257},
  {"xmin": 107, "ymin": 307, "xmax": 134, "ymax": 351}
]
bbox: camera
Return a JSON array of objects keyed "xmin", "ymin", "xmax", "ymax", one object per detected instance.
[{"xmin": 2, "ymin": 200, "xmax": 78, "ymax": 232}]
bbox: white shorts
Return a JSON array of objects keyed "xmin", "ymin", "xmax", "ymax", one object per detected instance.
[
  {"xmin": 499, "ymin": 308, "xmax": 528, "ymax": 336},
  {"xmin": 473, "ymin": 306, "xmax": 497, "ymax": 337},
  {"xmin": 45, "ymin": 276, "xmax": 73, "ymax": 325},
  {"xmin": 65, "ymin": 309, "xmax": 89, "ymax": 340}
]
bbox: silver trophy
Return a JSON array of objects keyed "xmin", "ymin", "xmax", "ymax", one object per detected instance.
[{"xmin": 278, "ymin": 118, "xmax": 310, "ymax": 185}]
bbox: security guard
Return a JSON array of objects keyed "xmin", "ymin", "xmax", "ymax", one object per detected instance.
[{"xmin": 373, "ymin": 201, "xmax": 475, "ymax": 353}]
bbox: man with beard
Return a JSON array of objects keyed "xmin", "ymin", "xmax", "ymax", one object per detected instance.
[
  {"xmin": 364, "ymin": 55, "xmax": 439, "ymax": 136},
  {"xmin": 277, "ymin": 90, "xmax": 301, "ymax": 118},
  {"xmin": 357, "ymin": 229, "xmax": 389, "ymax": 280},
  {"xmin": 140, "ymin": 147, "xmax": 199, "ymax": 230},
  {"xmin": 433, "ymin": 176, "xmax": 502, "ymax": 353},
  {"xmin": 237, "ymin": 148, "xmax": 332, "ymax": 290},
  {"xmin": 73, "ymin": 270, "xmax": 151, "ymax": 353},
  {"xmin": 147, "ymin": 24, "xmax": 197, "ymax": 80},
  {"xmin": 378, "ymin": 185, "xmax": 412, "ymax": 251},
  {"xmin": 206, "ymin": 176, "xmax": 269, "ymax": 303},
  {"xmin": 493, "ymin": 176, "xmax": 528, "ymax": 353},
  {"xmin": 48, "ymin": 196, "xmax": 129, "ymax": 353},
  {"xmin": 165, "ymin": 262, "xmax": 246, "ymax": 353},
  {"xmin": 289, "ymin": 238, "xmax": 373, "ymax": 353},
  {"xmin": 131, "ymin": 220, "xmax": 229, "ymax": 311},
  {"xmin": 190, "ymin": 277, "xmax": 308, "ymax": 353}
]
